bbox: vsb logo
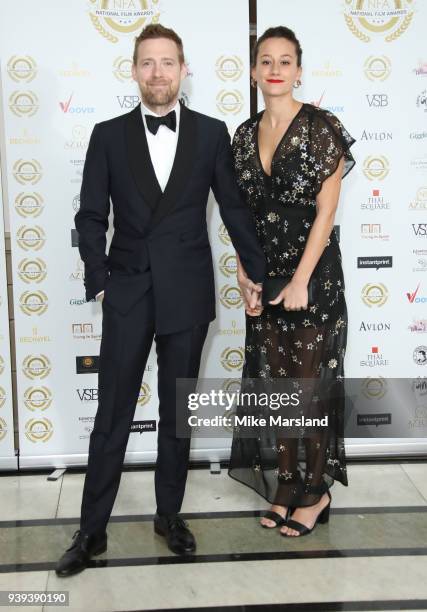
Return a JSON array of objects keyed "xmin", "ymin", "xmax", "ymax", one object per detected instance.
[
  {"xmin": 22, "ymin": 354, "xmax": 51, "ymax": 380},
  {"xmin": 16, "ymin": 226, "xmax": 46, "ymax": 251},
  {"xmin": 23, "ymin": 386, "xmax": 52, "ymax": 411},
  {"xmin": 112, "ymin": 57, "xmax": 133, "ymax": 82},
  {"xmin": 77, "ymin": 388, "xmax": 98, "ymax": 401},
  {"xmin": 7, "ymin": 55, "xmax": 37, "ymax": 82},
  {"xmin": 25, "ymin": 417, "xmax": 53, "ymax": 443},
  {"xmin": 15, "ymin": 193, "xmax": 44, "ymax": 218},
  {"xmin": 219, "ymin": 253, "xmax": 237, "ymax": 277},
  {"xmin": 9, "ymin": 91, "xmax": 39, "ymax": 117},
  {"xmin": 363, "ymin": 56, "xmax": 391, "ymax": 81},
  {"xmin": 220, "ymin": 285, "xmax": 243, "ymax": 309},
  {"xmin": 215, "ymin": 56, "xmax": 244, "ymax": 82},
  {"xmin": 220, "ymin": 347, "xmax": 244, "ymax": 371},
  {"xmin": 412, "ymin": 224, "xmax": 427, "ymax": 237},
  {"xmin": 361, "ymin": 283, "xmax": 388, "ymax": 307},
  {"xmin": 218, "ymin": 223, "xmax": 231, "ymax": 246},
  {"xmin": 20, "ymin": 291, "xmax": 49, "ymax": 316},
  {"xmin": 366, "ymin": 94, "xmax": 389, "ymax": 107},
  {"xmin": 137, "ymin": 382, "xmax": 151, "ymax": 406},
  {"xmin": 363, "ymin": 156, "xmax": 389, "ymax": 181},
  {"xmin": 117, "ymin": 95, "xmax": 140, "ymax": 109},
  {"xmin": 216, "ymin": 90, "xmax": 244, "ymax": 115},
  {"xmin": 13, "ymin": 159, "xmax": 42, "ymax": 185},
  {"xmin": 18, "ymin": 258, "xmax": 47, "ymax": 284}
]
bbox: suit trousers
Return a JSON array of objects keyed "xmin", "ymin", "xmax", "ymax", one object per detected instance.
[{"xmin": 80, "ymin": 287, "xmax": 208, "ymax": 535}]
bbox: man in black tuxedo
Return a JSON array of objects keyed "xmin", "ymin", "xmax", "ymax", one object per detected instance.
[{"xmin": 56, "ymin": 24, "xmax": 265, "ymax": 576}]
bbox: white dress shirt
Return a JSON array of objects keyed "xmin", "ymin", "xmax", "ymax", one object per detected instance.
[{"xmin": 96, "ymin": 100, "xmax": 180, "ymax": 301}]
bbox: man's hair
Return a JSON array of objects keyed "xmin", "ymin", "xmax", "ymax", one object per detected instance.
[
  {"xmin": 133, "ymin": 23, "xmax": 185, "ymax": 65},
  {"xmin": 251, "ymin": 26, "xmax": 303, "ymax": 68}
]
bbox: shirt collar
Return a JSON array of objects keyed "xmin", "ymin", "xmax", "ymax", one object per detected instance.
[{"xmin": 140, "ymin": 99, "xmax": 181, "ymax": 132}]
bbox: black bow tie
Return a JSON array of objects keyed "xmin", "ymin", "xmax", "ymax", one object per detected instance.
[{"xmin": 145, "ymin": 110, "xmax": 177, "ymax": 135}]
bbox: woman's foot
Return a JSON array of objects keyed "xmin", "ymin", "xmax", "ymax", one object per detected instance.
[
  {"xmin": 260, "ymin": 504, "xmax": 288, "ymax": 528},
  {"xmin": 280, "ymin": 493, "xmax": 330, "ymax": 536}
]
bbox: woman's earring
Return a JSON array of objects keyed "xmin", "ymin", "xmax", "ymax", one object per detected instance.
[
  {"xmin": 251, "ymin": 77, "xmax": 257, "ymax": 88},
  {"xmin": 293, "ymin": 79, "xmax": 302, "ymax": 89}
]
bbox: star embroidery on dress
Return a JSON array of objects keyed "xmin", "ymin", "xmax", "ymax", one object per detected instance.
[
  {"xmin": 291, "ymin": 136, "xmax": 300, "ymax": 146},
  {"xmin": 280, "ymin": 470, "xmax": 293, "ymax": 480},
  {"xmin": 301, "ymin": 151, "xmax": 308, "ymax": 159},
  {"xmin": 309, "ymin": 305, "xmax": 318, "ymax": 313},
  {"xmin": 295, "ymin": 340, "xmax": 303, "ymax": 348},
  {"xmin": 289, "ymin": 246, "xmax": 298, "ymax": 256},
  {"xmin": 316, "ymin": 334, "xmax": 323, "ymax": 342},
  {"xmin": 321, "ymin": 313, "xmax": 329, "ymax": 321},
  {"xmin": 324, "ymin": 280, "xmax": 332, "ymax": 290},
  {"xmin": 278, "ymin": 443, "xmax": 287, "ymax": 452},
  {"xmin": 302, "ymin": 319, "xmax": 311, "ymax": 327},
  {"xmin": 278, "ymin": 368, "xmax": 287, "ymax": 376},
  {"xmin": 328, "ymin": 358, "xmax": 338, "ymax": 368},
  {"xmin": 253, "ymin": 464, "xmax": 261, "ymax": 472},
  {"xmin": 290, "ymin": 323, "xmax": 296, "ymax": 330},
  {"xmin": 260, "ymin": 346, "xmax": 267, "ymax": 354},
  {"xmin": 255, "ymin": 323, "xmax": 263, "ymax": 331},
  {"xmin": 298, "ymin": 235, "xmax": 306, "ymax": 242},
  {"xmin": 307, "ymin": 343, "xmax": 314, "ymax": 350}
]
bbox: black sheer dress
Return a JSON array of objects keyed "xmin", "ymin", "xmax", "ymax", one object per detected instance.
[{"xmin": 228, "ymin": 103, "xmax": 355, "ymax": 508}]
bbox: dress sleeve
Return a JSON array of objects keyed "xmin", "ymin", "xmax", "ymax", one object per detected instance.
[{"xmin": 311, "ymin": 109, "xmax": 356, "ymax": 195}]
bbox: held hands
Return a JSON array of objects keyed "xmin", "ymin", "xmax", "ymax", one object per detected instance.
[
  {"xmin": 269, "ymin": 279, "xmax": 308, "ymax": 311},
  {"xmin": 237, "ymin": 265, "xmax": 263, "ymax": 317}
]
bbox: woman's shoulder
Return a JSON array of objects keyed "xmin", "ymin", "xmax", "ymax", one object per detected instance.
[
  {"xmin": 233, "ymin": 112, "xmax": 262, "ymax": 141},
  {"xmin": 302, "ymin": 103, "xmax": 343, "ymax": 130}
]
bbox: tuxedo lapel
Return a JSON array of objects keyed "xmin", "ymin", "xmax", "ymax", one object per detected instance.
[
  {"xmin": 125, "ymin": 105, "xmax": 162, "ymax": 210},
  {"xmin": 150, "ymin": 103, "xmax": 197, "ymax": 228}
]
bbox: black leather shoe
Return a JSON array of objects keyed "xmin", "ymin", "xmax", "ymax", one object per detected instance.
[
  {"xmin": 154, "ymin": 513, "xmax": 196, "ymax": 555},
  {"xmin": 55, "ymin": 529, "xmax": 107, "ymax": 577}
]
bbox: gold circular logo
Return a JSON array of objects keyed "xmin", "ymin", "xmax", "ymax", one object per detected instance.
[
  {"xmin": 9, "ymin": 91, "xmax": 39, "ymax": 117},
  {"xmin": 363, "ymin": 156, "xmax": 389, "ymax": 181},
  {"xmin": 88, "ymin": 0, "xmax": 161, "ymax": 43},
  {"xmin": 361, "ymin": 283, "xmax": 389, "ymax": 307},
  {"xmin": 0, "ymin": 418, "xmax": 7, "ymax": 442},
  {"xmin": 113, "ymin": 56, "xmax": 133, "ymax": 81},
  {"xmin": 0, "ymin": 386, "xmax": 6, "ymax": 409},
  {"xmin": 221, "ymin": 378, "xmax": 242, "ymax": 394},
  {"xmin": 18, "ymin": 258, "xmax": 47, "ymax": 284},
  {"xmin": 363, "ymin": 56, "xmax": 391, "ymax": 81},
  {"xmin": 22, "ymin": 354, "xmax": 51, "ymax": 380},
  {"xmin": 215, "ymin": 56, "xmax": 244, "ymax": 81},
  {"xmin": 216, "ymin": 90, "xmax": 244, "ymax": 115},
  {"xmin": 219, "ymin": 253, "xmax": 237, "ymax": 277},
  {"xmin": 15, "ymin": 192, "xmax": 44, "ymax": 218},
  {"xmin": 220, "ymin": 347, "xmax": 245, "ymax": 371},
  {"xmin": 25, "ymin": 417, "xmax": 53, "ymax": 443},
  {"xmin": 13, "ymin": 159, "xmax": 42, "ymax": 185},
  {"xmin": 24, "ymin": 386, "xmax": 52, "ymax": 411},
  {"xmin": 7, "ymin": 56, "xmax": 37, "ymax": 83},
  {"xmin": 361, "ymin": 377, "xmax": 387, "ymax": 399},
  {"xmin": 137, "ymin": 382, "xmax": 151, "ymax": 406},
  {"xmin": 0, "ymin": 356, "xmax": 4, "ymax": 376},
  {"xmin": 218, "ymin": 223, "xmax": 231, "ymax": 246},
  {"xmin": 20, "ymin": 291, "xmax": 49, "ymax": 316},
  {"xmin": 344, "ymin": 0, "xmax": 414, "ymax": 43},
  {"xmin": 16, "ymin": 226, "xmax": 46, "ymax": 251},
  {"xmin": 219, "ymin": 285, "xmax": 243, "ymax": 309}
]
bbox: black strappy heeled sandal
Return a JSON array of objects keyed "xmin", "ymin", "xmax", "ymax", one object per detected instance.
[
  {"xmin": 261, "ymin": 506, "xmax": 292, "ymax": 529},
  {"xmin": 281, "ymin": 490, "xmax": 331, "ymax": 537}
]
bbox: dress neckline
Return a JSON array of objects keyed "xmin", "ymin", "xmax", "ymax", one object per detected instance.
[{"xmin": 255, "ymin": 102, "xmax": 305, "ymax": 177}]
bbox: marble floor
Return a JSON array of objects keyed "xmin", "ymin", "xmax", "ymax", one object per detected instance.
[{"xmin": 0, "ymin": 461, "xmax": 426, "ymax": 611}]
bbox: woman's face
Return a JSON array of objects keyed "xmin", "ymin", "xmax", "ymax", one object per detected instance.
[{"xmin": 252, "ymin": 37, "xmax": 302, "ymax": 99}]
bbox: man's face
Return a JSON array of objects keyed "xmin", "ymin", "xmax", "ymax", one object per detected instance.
[{"xmin": 132, "ymin": 37, "xmax": 187, "ymax": 108}]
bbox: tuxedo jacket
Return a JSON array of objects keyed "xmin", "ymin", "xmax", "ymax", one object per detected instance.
[{"xmin": 75, "ymin": 102, "xmax": 266, "ymax": 335}]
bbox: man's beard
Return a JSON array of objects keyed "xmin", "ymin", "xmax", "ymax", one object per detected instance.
[{"xmin": 140, "ymin": 81, "xmax": 179, "ymax": 108}]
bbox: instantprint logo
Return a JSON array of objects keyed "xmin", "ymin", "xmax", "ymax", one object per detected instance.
[
  {"xmin": 76, "ymin": 356, "xmax": 99, "ymax": 374},
  {"xmin": 357, "ymin": 256, "xmax": 392, "ymax": 269},
  {"xmin": 219, "ymin": 285, "xmax": 243, "ymax": 309},
  {"xmin": 311, "ymin": 60, "xmax": 343, "ymax": 78},
  {"xmin": 87, "ymin": 0, "xmax": 161, "ymax": 43},
  {"xmin": 25, "ymin": 417, "xmax": 53, "ymax": 443},
  {"xmin": 7, "ymin": 56, "xmax": 37, "ymax": 82},
  {"xmin": 9, "ymin": 91, "xmax": 39, "ymax": 117},
  {"xmin": 360, "ymin": 346, "xmax": 390, "ymax": 367},
  {"xmin": 413, "ymin": 60, "xmax": 427, "ymax": 77},
  {"xmin": 20, "ymin": 291, "xmax": 49, "ymax": 316},
  {"xmin": 130, "ymin": 420, "xmax": 157, "ymax": 434},
  {"xmin": 363, "ymin": 156, "xmax": 389, "ymax": 180},
  {"xmin": 218, "ymin": 253, "xmax": 237, "ymax": 277},
  {"xmin": 16, "ymin": 226, "xmax": 46, "ymax": 251},
  {"xmin": 414, "ymin": 346, "xmax": 427, "ymax": 365},
  {"xmin": 409, "ymin": 187, "xmax": 427, "ymax": 211},
  {"xmin": 0, "ymin": 418, "xmax": 7, "ymax": 442},
  {"xmin": 220, "ymin": 347, "xmax": 244, "ymax": 371},
  {"xmin": 406, "ymin": 284, "xmax": 427, "ymax": 304},
  {"xmin": 362, "ymin": 377, "xmax": 387, "ymax": 399},
  {"xmin": 65, "ymin": 125, "xmax": 89, "ymax": 150},
  {"xmin": 22, "ymin": 355, "xmax": 51, "ymax": 380},
  {"xmin": 23, "ymin": 386, "xmax": 52, "ymax": 411},
  {"xmin": 15, "ymin": 193, "xmax": 44, "ymax": 218},
  {"xmin": 0, "ymin": 386, "xmax": 6, "ymax": 409},
  {"xmin": 416, "ymin": 90, "xmax": 427, "ymax": 112},
  {"xmin": 215, "ymin": 56, "xmax": 244, "ymax": 81},
  {"xmin": 409, "ymin": 319, "xmax": 427, "ymax": 333},
  {"xmin": 360, "ymin": 223, "xmax": 390, "ymax": 241},
  {"xmin": 137, "ymin": 382, "xmax": 151, "ymax": 406},
  {"xmin": 59, "ymin": 63, "xmax": 91, "ymax": 78},
  {"xmin": 218, "ymin": 223, "xmax": 231, "ymax": 246},
  {"xmin": 0, "ymin": 356, "xmax": 4, "ymax": 375},
  {"xmin": 364, "ymin": 56, "xmax": 391, "ymax": 81},
  {"xmin": 18, "ymin": 258, "xmax": 47, "ymax": 284},
  {"xmin": 13, "ymin": 159, "xmax": 42, "ymax": 185},
  {"xmin": 113, "ymin": 56, "xmax": 133, "ymax": 81},
  {"xmin": 216, "ymin": 90, "xmax": 244, "ymax": 115},
  {"xmin": 19, "ymin": 327, "xmax": 51, "ymax": 344},
  {"xmin": 343, "ymin": 0, "xmax": 415, "ymax": 43},
  {"xmin": 361, "ymin": 283, "xmax": 388, "ymax": 307},
  {"xmin": 361, "ymin": 188, "xmax": 390, "ymax": 210}
]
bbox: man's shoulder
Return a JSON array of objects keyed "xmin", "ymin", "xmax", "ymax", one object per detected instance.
[
  {"xmin": 95, "ymin": 109, "xmax": 134, "ymax": 131},
  {"xmin": 186, "ymin": 106, "xmax": 224, "ymax": 131}
]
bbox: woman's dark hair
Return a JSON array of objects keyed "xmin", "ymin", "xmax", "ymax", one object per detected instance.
[{"xmin": 251, "ymin": 26, "xmax": 302, "ymax": 67}]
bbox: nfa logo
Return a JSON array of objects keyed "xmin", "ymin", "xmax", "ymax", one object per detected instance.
[
  {"xmin": 409, "ymin": 187, "xmax": 427, "ymax": 211},
  {"xmin": 361, "ymin": 283, "xmax": 388, "ymax": 307},
  {"xmin": 363, "ymin": 156, "xmax": 389, "ymax": 180},
  {"xmin": 0, "ymin": 418, "xmax": 7, "ymax": 442},
  {"xmin": 22, "ymin": 354, "xmax": 51, "ymax": 380},
  {"xmin": 364, "ymin": 56, "xmax": 391, "ymax": 81},
  {"xmin": 7, "ymin": 56, "xmax": 37, "ymax": 82},
  {"xmin": 0, "ymin": 356, "xmax": 4, "ymax": 376},
  {"xmin": 216, "ymin": 90, "xmax": 244, "ymax": 115},
  {"xmin": 13, "ymin": 159, "xmax": 42, "ymax": 185},
  {"xmin": 406, "ymin": 284, "xmax": 427, "ymax": 304},
  {"xmin": 218, "ymin": 223, "xmax": 231, "ymax": 246},
  {"xmin": 19, "ymin": 291, "xmax": 49, "ymax": 316},
  {"xmin": 9, "ymin": 91, "xmax": 39, "ymax": 117},
  {"xmin": 16, "ymin": 226, "xmax": 46, "ymax": 251},
  {"xmin": 23, "ymin": 386, "xmax": 52, "ymax": 411},
  {"xmin": 219, "ymin": 253, "xmax": 237, "ymax": 277},
  {"xmin": 343, "ymin": 0, "xmax": 415, "ymax": 43},
  {"xmin": 15, "ymin": 192, "xmax": 44, "ymax": 218},
  {"xmin": 0, "ymin": 386, "xmax": 6, "ymax": 409},
  {"xmin": 220, "ymin": 347, "xmax": 244, "ymax": 371},
  {"xmin": 215, "ymin": 56, "xmax": 244, "ymax": 81},
  {"xmin": 113, "ymin": 56, "xmax": 133, "ymax": 81},
  {"xmin": 137, "ymin": 382, "xmax": 151, "ymax": 406},
  {"xmin": 219, "ymin": 285, "xmax": 243, "ymax": 309},
  {"xmin": 87, "ymin": 0, "xmax": 161, "ymax": 43},
  {"xmin": 18, "ymin": 258, "xmax": 47, "ymax": 284},
  {"xmin": 361, "ymin": 377, "xmax": 387, "ymax": 399},
  {"xmin": 416, "ymin": 89, "xmax": 427, "ymax": 112},
  {"xmin": 25, "ymin": 417, "xmax": 53, "ymax": 443},
  {"xmin": 414, "ymin": 346, "xmax": 427, "ymax": 366}
]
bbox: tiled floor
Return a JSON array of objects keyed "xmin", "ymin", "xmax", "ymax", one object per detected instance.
[{"xmin": 0, "ymin": 462, "xmax": 426, "ymax": 612}]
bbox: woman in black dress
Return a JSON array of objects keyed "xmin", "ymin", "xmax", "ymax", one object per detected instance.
[{"xmin": 228, "ymin": 26, "xmax": 355, "ymax": 536}]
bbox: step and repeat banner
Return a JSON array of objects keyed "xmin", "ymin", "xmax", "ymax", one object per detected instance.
[
  {"xmin": 257, "ymin": 0, "xmax": 427, "ymax": 456},
  {"xmin": 0, "ymin": 164, "xmax": 16, "ymax": 469},
  {"xmin": 0, "ymin": 0, "xmax": 251, "ymax": 468}
]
